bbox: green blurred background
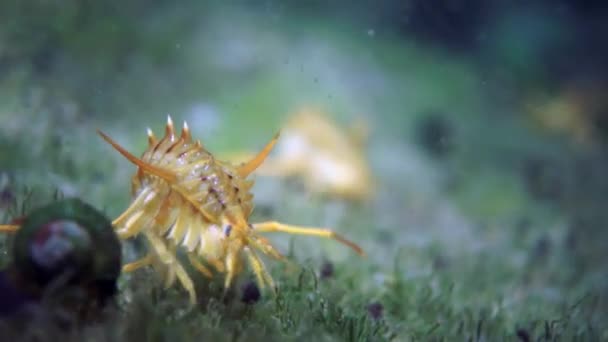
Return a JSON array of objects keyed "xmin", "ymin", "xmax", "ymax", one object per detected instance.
[{"xmin": 0, "ymin": 1, "xmax": 607, "ymax": 340}]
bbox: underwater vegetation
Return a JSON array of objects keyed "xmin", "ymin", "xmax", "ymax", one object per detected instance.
[{"xmin": 0, "ymin": 1, "xmax": 607, "ymax": 341}]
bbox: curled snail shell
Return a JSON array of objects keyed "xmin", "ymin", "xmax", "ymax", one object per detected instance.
[{"xmin": 9, "ymin": 198, "xmax": 122, "ymax": 309}]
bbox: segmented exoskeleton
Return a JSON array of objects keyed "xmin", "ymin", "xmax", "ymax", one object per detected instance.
[{"xmin": 96, "ymin": 116, "xmax": 365, "ymax": 304}]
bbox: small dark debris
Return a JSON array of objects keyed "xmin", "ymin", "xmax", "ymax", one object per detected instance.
[
  {"xmin": 241, "ymin": 281, "xmax": 261, "ymax": 304},
  {"xmin": 0, "ymin": 188, "xmax": 15, "ymax": 208},
  {"xmin": 532, "ymin": 235, "xmax": 551, "ymax": 261},
  {"xmin": 544, "ymin": 321, "xmax": 552, "ymax": 339},
  {"xmin": 375, "ymin": 229, "xmax": 393, "ymax": 245},
  {"xmin": 30, "ymin": 46, "xmax": 56, "ymax": 74},
  {"xmin": 320, "ymin": 261, "xmax": 334, "ymax": 279},
  {"xmin": 254, "ymin": 205, "xmax": 275, "ymax": 217},
  {"xmin": 564, "ymin": 227, "xmax": 578, "ymax": 252},
  {"xmin": 516, "ymin": 328, "xmax": 531, "ymax": 342},
  {"xmin": 366, "ymin": 302, "xmax": 383, "ymax": 320},
  {"xmin": 521, "ymin": 157, "xmax": 563, "ymax": 201},
  {"xmin": 432, "ymin": 255, "xmax": 449, "ymax": 271},
  {"xmin": 414, "ymin": 112, "xmax": 454, "ymax": 158},
  {"xmin": 587, "ymin": 99, "xmax": 608, "ymax": 144},
  {"xmin": 90, "ymin": 171, "xmax": 105, "ymax": 183}
]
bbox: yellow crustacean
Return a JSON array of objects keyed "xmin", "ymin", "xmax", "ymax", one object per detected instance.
[
  {"xmin": 223, "ymin": 107, "xmax": 375, "ymax": 202},
  {"xmin": 0, "ymin": 116, "xmax": 366, "ymax": 305},
  {"xmin": 93, "ymin": 116, "xmax": 365, "ymax": 304}
]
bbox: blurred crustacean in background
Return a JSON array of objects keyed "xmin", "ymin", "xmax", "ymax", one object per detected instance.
[
  {"xmin": 525, "ymin": 79, "xmax": 608, "ymax": 147},
  {"xmin": 225, "ymin": 107, "xmax": 375, "ymax": 202}
]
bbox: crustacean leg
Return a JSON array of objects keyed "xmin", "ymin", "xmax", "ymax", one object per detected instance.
[{"xmin": 252, "ymin": 221, "xmax": 365, "ymax": 256}]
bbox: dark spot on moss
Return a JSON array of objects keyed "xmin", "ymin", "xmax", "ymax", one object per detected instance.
[
  {"xmin": 516, "ymin": 328, "xmax": 531, "ymax": 342},
  {"xmin": 320, "ymin": 261, "xmax": 334, "ymax": 279},
  {"xmin": 415, "ymin": 112, "xmax": 454, "ymax": 158},
  {"xmin": 564, "ymin": 226, "xmax": 578, "ymax": 252},
  {"xmin": 90, "ymin": 171, "xmax": 105, "ymax": 183},
  {"xmin": 366, "ymin": 302, "xmax": 383, "ymax": 320},
  {"xmin": 521, "ymin": 156, "xmax": 563, "ymax": 201},
  {"xmin": 255, "ymin": 205, "xmax": 274, "ymax": 217},
  {"xmin": 0, "ymin": 188, "xmax": 15, "ymax": 209},
  {"xmin": 432, "ymin": 255, "xmax": 449, "ymax": 271},
  {"xmin": 532, "ymin": 235, "xmax": 551, "ymax": 261},
  {"xmin": 588, "ymin": 100, "xmax": 608, "ymax": 144},
  {"xmin": 224, "ymin": 225, "xmax": 232, "ymax": 237},
  {"xmin": 30, "ymin": 45, "xmax": 56, "ymax": 74},
  {"xmin": 241, "ymin": 281, "xmax": 260, "ymax": 304}
]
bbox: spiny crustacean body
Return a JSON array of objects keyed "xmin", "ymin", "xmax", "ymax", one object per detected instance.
[{"xmin": 97, "ymin": 116, "xmax": 365, "ymax": 304}]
